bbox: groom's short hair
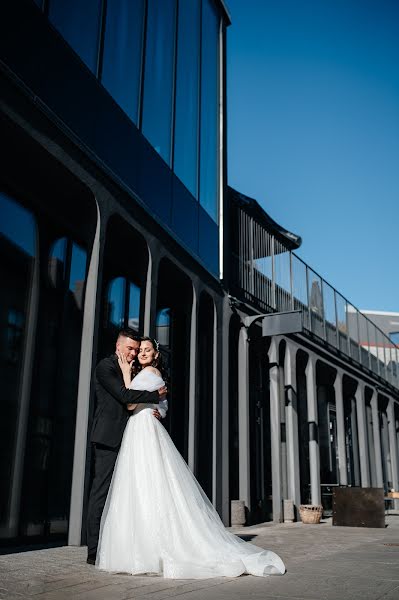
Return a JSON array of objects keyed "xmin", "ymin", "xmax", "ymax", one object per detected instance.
[{"xmin": 117, "ymin": 328, "xmax": 141, "ymax": 342}]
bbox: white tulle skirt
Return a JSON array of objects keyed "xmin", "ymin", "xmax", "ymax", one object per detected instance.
[{"xmin": 96, "ymin": 406, "xmax": 285, "ymax": 579}]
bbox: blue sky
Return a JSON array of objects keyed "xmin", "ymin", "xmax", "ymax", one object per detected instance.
[{"xmin": 226, "ymin": 0, "xmax": 399, "ymax": 311}]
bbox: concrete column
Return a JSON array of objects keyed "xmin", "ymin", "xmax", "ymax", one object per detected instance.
[
  {"xmin": 238, "ymin": 326, "xmax": 251, "ymax": 509},
  {"xmin": 387, "ymin": 399, "xmax": 399, "ymax": 497},
  {"xmin": 355, "ymin": 381, "xmax": 370, "ymax": 487},
  {"xmin": 279, "ymin": 353, "xmax": 288, "ymax": 500},
  {"xmin": 381, "ymin": 407, "xmax": 391, "ymax": 488},
  {"xmin": 219, "ymin": 297, "xmax": 232, "ymax": 525},
  {"xmin": 187, "ymin": 285, "xmax": 198, "ymax": 474},
  {"xmin": 371, "ymin": 389, "xmax": 384, "ymax": 488},
  {"xmin": 366, "ymin": 400, "xmax": 377, "ymax": 486},
  {"xmin": 68, "ymin": 202, "xmax": 103, "ymax": 545},
  {"xmin": 305, "ymin": 353, "xmax": 321, "ymax": 505},
  {"xmin": 284, "ymin": 341, "xmax": 301, "ymax": 511},
  {"xmin": 143, "ymin": 241, "xmax": 161, "ymax": 337},
  {"xmin": 212, "ymin": 301, "xmax": 218, "ymax": 510},
  {"xmin": 334, "ymin": 370, "xmax": 348, "ymax": 485},
  {"xmin": 269, "ymin": 337, "xmax": 282, "ymax": 523},
  {"xmin": 350, "ymin": 396, "xmax": 361, "ymax": 486}
]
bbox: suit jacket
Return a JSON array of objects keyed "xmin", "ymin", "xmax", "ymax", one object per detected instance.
[{"xmin": 91, "ymin": 354, "xmax": 160, "ymax": 448}]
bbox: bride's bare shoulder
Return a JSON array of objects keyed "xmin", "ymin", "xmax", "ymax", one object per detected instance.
[{"xmin": 143, "ymin": 366, "xmax": 161, "ymax": 377}]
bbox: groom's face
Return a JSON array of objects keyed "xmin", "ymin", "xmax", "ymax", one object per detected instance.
[{"xmin": 116, "ymin": 336, "xmax": 140, "ymax": 363}]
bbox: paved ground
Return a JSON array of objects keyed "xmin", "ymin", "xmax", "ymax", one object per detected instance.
[{"xmin": 1, "ymin": 515, "xmax": 399, "ymax": 600}]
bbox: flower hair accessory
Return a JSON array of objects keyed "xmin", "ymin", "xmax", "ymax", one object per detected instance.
[{"xmin": 153, "ymin": 338, "xmax": 160, "ymax": 351}]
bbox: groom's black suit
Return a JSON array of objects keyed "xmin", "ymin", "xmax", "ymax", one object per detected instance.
[{"xmin": 86, "ymin": 354, "xmax": 160, "ymax": 557}]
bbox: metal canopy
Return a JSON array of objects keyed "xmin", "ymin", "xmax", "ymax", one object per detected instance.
[{"xmin": 244, "ymin": 310, "xmax": 304, "ymax": 336}]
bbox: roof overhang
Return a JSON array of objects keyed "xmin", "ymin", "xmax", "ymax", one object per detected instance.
[{"xmin": 228, "ymin": 186, "xmax": 302, "ymax": 251}]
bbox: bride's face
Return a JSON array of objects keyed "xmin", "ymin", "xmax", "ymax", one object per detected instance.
[{"xmin": 138, "ymin": 340, "xmax": 159, "ymax": 366}]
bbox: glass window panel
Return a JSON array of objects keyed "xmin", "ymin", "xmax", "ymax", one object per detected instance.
[
  {"xmin": 199, "ymin": 0, "xmax": 219, "ymax": 222},
  {"xmin": 0, "ymin": 191, "xmax": 35, "ymax": 256},
  {"xmin": 128, "ymin": 282, "xmax": 140, "ymax": 332},
  {"xmin": 49, "ymin": 238, "xmax": 67, "ymax": 287},
  {"xmin": 292, "ymin": 256, "xmax": 307, "ymax": 308},
  {"xmin": 336, "ymin": 294, "xmax": 348, "ymax": 354},
  {"xmin": 390, "ymin": 332, "xmax": 399, "ymax": 345},
  {"xmin": 308, "ymin": 270, "xmax": 324, "ymax": 338},
  {"xmin": 101, "ymin": 0, "xmax": 145, "ymax": 123},
  {"xmin": 48, "ymin": 0, "xmax": 102, "ymax": 73},
  {"xmin": 0, "ymin": 193, "xmax": 36, "ymax": 538},
  {"xmin": 142, "ymin": 0, "xmax": 176, "ymax": 164},
  {"xmin": 156, "ymin": 308, "xmax": 171, "ymax": 348},
  {"xmin": 6, "ymin": 309, "xmax": 25, "ymax": 364},
  {"xmin": 69, "ymin": 243, "xmax": 87, "ymax": 309},
  {"xmin": 323, "ymin": 283, "xmax": 337, "ymax": 348},
  {"xmin": 173, "ymin": 0, "xmax": 200, "ymax": 197},
  {"xmin": 108, "ymin": 277, "xmax": 125, "ymax": 327}
]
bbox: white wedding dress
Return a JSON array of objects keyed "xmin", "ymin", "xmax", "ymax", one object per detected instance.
[{"xmin": 96, "ymin": 368, "xmax": 285, "ymax": 579}]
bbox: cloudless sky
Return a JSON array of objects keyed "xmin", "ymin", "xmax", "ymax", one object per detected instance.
[{"xmin": 226, "ymin": 0, "xmax": 399, "ymax": 312}]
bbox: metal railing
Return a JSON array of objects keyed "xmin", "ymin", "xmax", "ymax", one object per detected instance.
[{"xmin": 233, "ymin": 207, "xmax": 399, "ymax": 390}]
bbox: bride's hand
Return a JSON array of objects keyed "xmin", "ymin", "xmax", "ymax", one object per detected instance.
[
  {"xmin": 158, "ymin": 385, "xmax": 167, "ymax": 400},
  {"xmin": 117, "ymin": 351, "xmax": 132, "ymax": 378}
]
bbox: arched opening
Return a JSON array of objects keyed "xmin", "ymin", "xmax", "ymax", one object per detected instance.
[
  {"xmin": 0, "ymin": 128, "xmax": 97, "ymax": 545},
  {"xmin": 228, "ymin": 314, "xmax": 241, "ymax": 506},
  {"xmin": 99, "ymin": 215, "xmax": 148, "ymax": 358},
  {"xmin": 0, "ymin": 192, "xmax": 36, "ymax": 541},
  {"xmin": 195, "ymin": 291, "xmax": 215, "ymax": 500},
  {"xmin": 342, "ymin": 375, "xmax": 360, "ymax": 487},
  {"xmin": 297, "ymin": 350, "xmax": 310, "ymax": 503},
  {"xmin": 156, "ymin": 258, "xmax": 192, "ymax": 461},
  {"xmin": 248, "ymin": 326, "xmax": 271, "ymax": 524},
  {"xmin": 379, "ymin": 395, "xmax": 392, "ymax": 492},
  {"xmin": 316, "ymin": 362, "xmax": 338, "ymax": 514},
  {"xmin": 365, "ymin": 386, "xmax": 377, "ymax": 486},
  {"xmin": 21, "ymin": 234, "xmax": 88, "ymax": 540}
]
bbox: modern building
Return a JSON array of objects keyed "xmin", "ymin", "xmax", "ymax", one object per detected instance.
[
  {"xmin": 355, "ymin": 310, "xmax": 399, "ymax": 365},
  {"xmin": 225, "ymin": 188, "xmax": 399, "ymax": 520},
  {"xmin": 1, "ymin": 0, "xmax": 398, "ymax": 549}
]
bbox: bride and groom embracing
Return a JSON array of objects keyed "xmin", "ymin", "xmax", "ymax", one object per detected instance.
[{"xmin": 86, "ymin": 328, "xmax": 285, "ymax": 579}]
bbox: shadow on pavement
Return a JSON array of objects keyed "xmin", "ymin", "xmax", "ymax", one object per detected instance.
[{"xmin": 235, "ymin": 534, "xmax": 257, "ymax": 542}]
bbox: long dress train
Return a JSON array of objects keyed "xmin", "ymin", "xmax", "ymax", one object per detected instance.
[{"xmin": 96, "ymin": 369, "xmax": 285, "ymax": 579}]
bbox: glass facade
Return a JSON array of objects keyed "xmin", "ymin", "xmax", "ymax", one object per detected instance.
[
  {"xmin": 142, "ymin": 0, "xmax": 176, "ymax": 164},
  {"xmin": 101, "ymin": 0, "xmax": 145, "ymax": 123},
  {"xmin": 48, "ymin": 0, "xmax": 102, "ymax": 74},
  {"xmin": 0, "ymin": 190, "xmax": 88, "ymax": 543},
  {"xmin": 0, "ymin": 193, "xmax": 36, "ymax": 539},
  {"xmin": 107, "ymin": 277, "xmax": 141, "ymax": 333},
  {"xmin": 20, "ymin": 238, "xmax": 87, "ymax": 539},
  {"xmin": 199, "ymin": 0, "xmax": 219, "ymax": 222},
  {"xmin": 43, "ymin": 0, "xmax": 221, "ymax": 222},
  {"xmin": 156, "ymin": 307, "xmax": 171, "ymax": 348},
  {"xmin": 173, "ymin": 0, "xmax": 201, "ymax": 197}
]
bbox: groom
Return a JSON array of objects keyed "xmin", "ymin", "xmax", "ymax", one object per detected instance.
[{"xmin": 86, "ymin": 328, "xmax": 167, "ymax": 564}]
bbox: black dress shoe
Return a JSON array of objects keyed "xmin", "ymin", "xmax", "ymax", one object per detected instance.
[{"xmin": 87, "ymin": 554, "xmax": 96, "ymax": 565}]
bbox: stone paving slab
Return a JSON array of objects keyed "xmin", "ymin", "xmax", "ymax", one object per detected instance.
[{"xmin": 1, "ymin": 516, "xmax": 399, "ymax": 599}]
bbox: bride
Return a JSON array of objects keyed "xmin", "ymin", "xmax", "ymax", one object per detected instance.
[{"xmin": 96, "ymin": 337, "xmax": 285, "ymax": 579}]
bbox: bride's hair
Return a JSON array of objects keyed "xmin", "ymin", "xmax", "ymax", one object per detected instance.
[{"xmin": 133, "ymin": 336, "xmax": 167, "ymax": 381}]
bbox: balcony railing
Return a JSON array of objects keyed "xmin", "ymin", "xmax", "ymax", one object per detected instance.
[{"xmin": 233, "ymin": 206, "xmax": 399, "ymax": 390}]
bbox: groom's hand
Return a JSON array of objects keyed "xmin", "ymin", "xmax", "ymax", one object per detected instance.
[{"xmin": 158, "ymin": 385, "xmax": 167, "ymax": 400}]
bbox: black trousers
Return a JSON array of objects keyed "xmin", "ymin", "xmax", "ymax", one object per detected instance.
[{"xmin": 86, "ymin": 443, "xmax": 119, "ymax": 556}]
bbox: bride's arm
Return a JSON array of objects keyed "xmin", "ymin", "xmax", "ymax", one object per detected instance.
[
  {"xmin": 95, "ymin": 358, "xmax": 160, "ymax": 406},
  {"xmin": 118, "ymin": 357, "xmax": 167, "ymax": 414},
  {"xmin": 145, "ymin": 367, "xmax": 168, "ymax": 418}
]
